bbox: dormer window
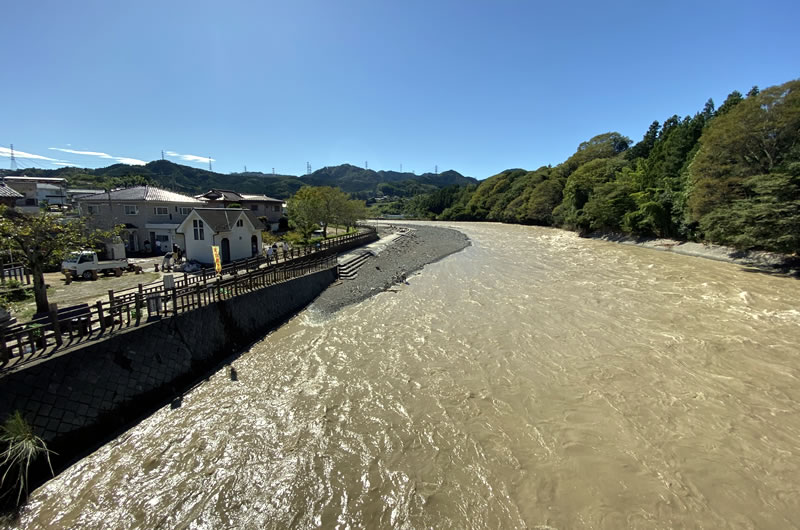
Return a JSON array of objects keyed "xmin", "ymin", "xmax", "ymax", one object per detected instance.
[{"xmin": 236, "ymin": 219, "xmax": 244, "ymax": 227}]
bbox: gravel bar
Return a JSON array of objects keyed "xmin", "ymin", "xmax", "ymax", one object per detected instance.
[{"xmin": 312, "ymin": 224, "xmax": 470, "ymax": 314}]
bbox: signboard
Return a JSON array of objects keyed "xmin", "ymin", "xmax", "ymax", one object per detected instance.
[
  {"xmin": 163, "ymin": 274, "xmax": 174, "ymax": 290},
  {"xmin": 212, "ymin": 245, "xmax": 222, "ymax": 274}
]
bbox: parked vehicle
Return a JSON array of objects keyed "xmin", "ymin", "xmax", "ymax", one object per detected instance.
[{"xmin": 61, "ymin": 251, "xmax": 130, "ymax": 280}]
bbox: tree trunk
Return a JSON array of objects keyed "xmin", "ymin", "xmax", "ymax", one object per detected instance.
[
  {"xmin": 31, "ymin": 260, "xmax": 49, "ymax": 314},
  {"xmin": 322, "ymin": 223, "xmax": 327, "ymax": 238}
]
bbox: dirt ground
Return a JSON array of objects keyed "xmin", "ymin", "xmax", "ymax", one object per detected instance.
[{"xmin": 11, "ymin": 263, "xmax": 163, "ymax": 322}]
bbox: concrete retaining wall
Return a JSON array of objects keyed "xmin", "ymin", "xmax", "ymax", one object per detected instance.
[{"xmin": 0, "ymin": 267, "xmax": 337, "ymax": 452}]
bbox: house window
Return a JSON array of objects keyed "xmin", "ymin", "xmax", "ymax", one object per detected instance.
[
  {"xmin": 177, "ymin": 207, "xmax": 192, "ymax": 215},
  {"xmin": 86, "ymin": 204, "xmax": 99, "ymax": 215},
  {"xmin": 124, "ymin": 204, "xmax": 138, "ymax": 215},
  {"xmin": 250, "ymin": 204, "xmax": 258, "ymax": 211},
  {"xmin": 236, "ymin": 219, "xmax": 243, "ymax": 227},
  {"xmin": 154, "ymin": 207, "xmax": 169, "ymax": 215},
  {"xmin": 272, "ymin": 205, "xmax": 281, "ymax": 212},
  {"xmin": 193, "ymin": 219, "xmax": 204, "ymax": 240}
]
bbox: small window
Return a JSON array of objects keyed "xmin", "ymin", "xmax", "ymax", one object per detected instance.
[
  {"xmin": 236, "ymin": 219, "xmax": 243, "ymax": 227},
  {"xmin": 250, "ymin": 204, "xmax": 258, "ymax": 211},
  {"xmin": 193, "ymin": 219, "xmax": 204, "ymax": 240},
  {"xmin": 154, "ymin": 207, "xmax": 168, "ymax": 215},
  {"xmin": 272, "ymin": 204, "xmax": 281, "ymax": 212},
  {"xmin": 177, "ymin": 207, "xmax": 192, "ymax": 215},
  {"xmin": 124, "ymin": 204, "xmax": 138, "ymax": 215}
]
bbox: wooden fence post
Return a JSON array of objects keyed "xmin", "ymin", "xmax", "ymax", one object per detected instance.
[
  {"xmin": 96, "ymin": 300, "xmax": 106, "ymax": 332},
  {"xmin": 48, "ymin": 303, "xmax": 62, "ymax": 347},
  {"xmin": 135, "ymin": 293, "xmax": 142, "ymax": 324},
  {"xmin": 216, "ymin": 277, "xmax": 221, "ymax": 301},
  {"xmin": 108, "ymin": 289, "xmax": 115, "ymax": 304},
  {"xmin": 195, "ymin": 283, "xmax": 202, "ymax": 308}
]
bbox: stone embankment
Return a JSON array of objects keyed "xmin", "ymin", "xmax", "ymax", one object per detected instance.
[{"xmin": 312, "ymin": 224, "xmax": 470, "ymax": 314}]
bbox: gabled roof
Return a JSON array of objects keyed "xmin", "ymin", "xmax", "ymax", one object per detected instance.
[
  {"xmin": 79, "ymin": 185, "xmax": 202, "ymax": 203},
  {"xmin": 185, "ymin": 208, "xmax": 265, "ymax": 232},
  {"xmin": 196, "ymin": 189, "xmax": 244, "ymax": 202},
  {"xmin": 0, "ymin": 185, "xmax": 23, "ymax": 198},
  {"xmin": 241, "ymin": 193, "xmax": 283, "ymax": 202}
]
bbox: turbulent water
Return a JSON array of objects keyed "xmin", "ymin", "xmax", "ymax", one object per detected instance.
[{"xmin": 8, "ymin": 223, "xmax": 800, "ymax": 529}]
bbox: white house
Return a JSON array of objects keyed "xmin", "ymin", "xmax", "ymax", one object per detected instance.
[{"xmin": 176, "ymin": 208, "xmax": 265, "ymax": 264}]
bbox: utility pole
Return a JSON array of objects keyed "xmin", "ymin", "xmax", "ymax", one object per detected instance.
[{"xmin": 9, "ymin": 144, "xmax": 17, "ymax": 171}]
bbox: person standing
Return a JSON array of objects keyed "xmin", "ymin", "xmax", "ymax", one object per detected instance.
[
  {"xmin": 266, "ymin": 244, "xmax": 274, "ymax": 264},
  {"xmin": 282, "ymin": 241, "xmax": 289, "ymax": 259}
]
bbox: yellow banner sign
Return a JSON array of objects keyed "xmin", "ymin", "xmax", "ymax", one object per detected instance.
[{"xmin": 211, "ymin": 245, "xmax": 222, "ymax": 274}]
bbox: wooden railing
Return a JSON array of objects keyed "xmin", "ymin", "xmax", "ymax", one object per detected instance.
[
  {"xmin": 0, "ymin": 253, "xmax": 338, "ymax": 374},
  {"xmin": 0, "ymin": 226, "xmax": 378, "ymax": 374},
  {"xmin": 1, "ymin": 262, "xmax": 31, "ymax": 285}
]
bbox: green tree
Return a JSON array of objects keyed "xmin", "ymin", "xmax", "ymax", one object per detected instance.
[
  {"xmin": 286, "ymin": 186, "xmax": 322, "ymax": 239},
  {"xmin": 0, "ymin": 208, "xmax": 119, "ymax": 313},
  {"xmin": 687, "ymin": 79, "xmax": 800, "ymax": 222}
]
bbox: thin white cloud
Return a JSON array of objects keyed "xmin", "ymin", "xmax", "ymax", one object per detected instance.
[
  {"xmin": 0, "ymin": 146, "xmax": 62, "ymax": 162},
  {"xmin": 49, "ymin": 147, "xmax": 114, "ymax": 159},
  {"xmin": 115, "ymin": 157, "xmax": 146, "ymax": 166},
  {"xmin": 49, "ymin": 147, "xmax": 148, "ymax": 166},
  {"xmin": 165, "ymin": 151, "xmax": 215, "ymax": 164}
]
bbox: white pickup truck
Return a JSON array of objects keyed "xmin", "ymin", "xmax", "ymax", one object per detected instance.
[{"xmin": 62, "ymin": 251, "xmax": 130, "ymax": 280}]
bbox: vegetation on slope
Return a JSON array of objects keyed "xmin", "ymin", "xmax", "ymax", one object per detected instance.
[{"xmin": 405, "ymin": 79, "xmax": 800, "ymax": 255}]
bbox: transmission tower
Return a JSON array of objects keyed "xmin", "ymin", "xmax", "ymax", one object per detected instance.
[
  {"xmin": 209, "ymin": 156, "xmax": 212, "ymax": 171},
  {"xmin": 161, "ymin": 150, "xmax": 165, "ymax": 160},
  {"xmin": 365, "ymin": 161, "xmax": 368, "ymax": 170},
  {"xmin": 272, "ymin": 167, "xmax": 275, "ymax": 176},
  {"xmin": 400, "ymin": 163, "xmax": 403, "ymax": 173},
  {"xmin": 9, "ymin": 144, "xmax": 17, "ymax": 171},
  {"xmin": 306, "ymin": 162, "xmax": 311, "ymax": 175},
  {"xmin": 435, "ymin": 164, "xmax": 438, "ymax": 175}
]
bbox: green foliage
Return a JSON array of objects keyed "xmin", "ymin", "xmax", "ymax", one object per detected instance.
[
  {"xmin": 3, "ymin": 279, "xmax": 21, "ymax": 290},
  {"xmin": 287, "ymin": 186, "xmax": 368, "ymax": 239},
  {"xmin": 0, "ymin": 411, "xmax": 55, "ymax": 504},
  {"xmin": 687, "ymin": 79, "xmax": 800, "ymax": 223},
  {"xmin": 0, "ymin": 207, "xmax": 121, "ymax": 313},
  {"xmin": 226, "ymin": 203, "xmax": 242, "ymax": 209}
]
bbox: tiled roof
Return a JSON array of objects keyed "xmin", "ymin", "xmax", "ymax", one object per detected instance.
[
  {"xmin": 80, "ymin": 186, "xmax": 202, "ymax": 203},
  {"xmin": 0, "ymin": 185, "xmax": 23, "ymax": 198},
  {"xmin": 196, "ymin": 189, "xmax": 244, "ymax": 202},
  {"xmin": 192, "ymin": 208, "xmax": 265, "ymax": 232},
  {"xmin": 241, "ymin": 194, "xmax": 282, "ymax": 202}
]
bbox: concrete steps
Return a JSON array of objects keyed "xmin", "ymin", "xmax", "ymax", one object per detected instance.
[{"xmin": 337, "ymin": 251, "xmax": 374, "ymax": 280}]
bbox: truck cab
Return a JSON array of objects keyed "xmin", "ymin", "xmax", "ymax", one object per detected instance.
[{"xmin": 62, "ymin": 251, "xmax": 128, "ymax": 280}]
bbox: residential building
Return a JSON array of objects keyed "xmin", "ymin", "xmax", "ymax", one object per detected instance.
[
  {"xmin": 176, "ymin": 208, "xmax": 265, "ymax": 264},
  {"xmin": 0, "ymin": 183, "xmax": 23, "ymax": 208},
  {"xmin": 195, "ymin": 189, "xmax": 285, "ymax": 229},
  {"xmin": 77, "ymin": 185, "xmax": 203, "ymax": 253},
  {"xmin": 4, "ymin": 175, "xmax": 68, "ymax": 213}
]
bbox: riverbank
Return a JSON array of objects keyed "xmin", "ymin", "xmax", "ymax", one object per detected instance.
[
  {"xmin": 589, "ymin": 231, "xmax": 800, "ymax": 275},
  {"xmin": 312, "ymin": 224, "xmax": 470, "ymax": 314}
]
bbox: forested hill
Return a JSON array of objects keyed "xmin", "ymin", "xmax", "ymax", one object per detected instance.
[
  {"xmin": 404, "ymin": 78, "xmax": 800, "ymax": 255},
  {"xmin": 0, "ymin": 161, "xmax": 475, "ymax": 199}
]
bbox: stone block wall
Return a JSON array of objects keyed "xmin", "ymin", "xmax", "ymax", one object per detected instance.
[{"xmin": 0, "ymin": 267, "xmax": 337, "ymax": 450}]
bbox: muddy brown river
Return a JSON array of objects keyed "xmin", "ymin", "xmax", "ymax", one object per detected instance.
[{"xmin": 7, "ymin": 223, "xmax": 800, "ymax": 528}]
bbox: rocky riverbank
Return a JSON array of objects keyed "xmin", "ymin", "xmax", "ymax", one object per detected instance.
[
  {"xmin": 311, "ymin": 224, "xmax": 470, "ymax": 314},
  {"xmin": 589, "ymin": 231, "xmax": 800, "ymax": 274}
]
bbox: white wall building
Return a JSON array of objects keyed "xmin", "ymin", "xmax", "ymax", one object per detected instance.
[{"xmin": 176, "ymin": 208, "xmax": 265, "ymax": 264}]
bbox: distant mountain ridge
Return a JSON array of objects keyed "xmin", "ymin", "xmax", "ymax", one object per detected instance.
[{"xmin": 0, "ymin": 160, "xmax": 476, "ymax": 199}]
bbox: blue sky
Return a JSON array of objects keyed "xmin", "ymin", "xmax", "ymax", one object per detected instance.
[{"xmin": 2, "ymin": 0, "xmax": 798, "ymax": 179}]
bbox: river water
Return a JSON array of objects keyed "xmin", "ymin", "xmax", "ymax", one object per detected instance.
[{"xmin": 8, "ymin": 223, "xmax": 800, "ymax": 529}]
